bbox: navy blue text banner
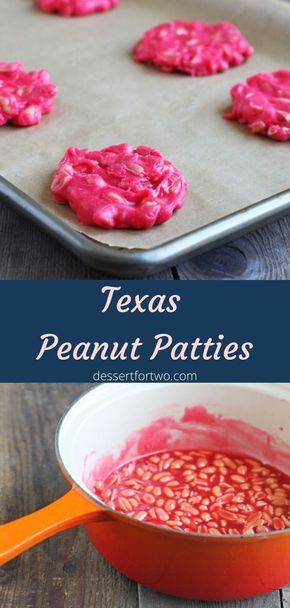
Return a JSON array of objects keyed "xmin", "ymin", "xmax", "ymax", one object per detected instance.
[{"xmin": 0, "ymin": 280, "xmax": 289, "ymax": 382}]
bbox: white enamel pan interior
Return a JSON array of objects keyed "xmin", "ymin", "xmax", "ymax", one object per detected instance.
[{"xmin": 56, "ymin": 383, "xmax": 290, "ymax": 501}]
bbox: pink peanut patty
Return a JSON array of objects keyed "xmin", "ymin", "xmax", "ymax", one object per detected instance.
[
  {"xmin": 37, "ymin": 0, "xmax": 119, "ymax": 16},
  {"xmin": 0, "ymin": 62, "xmax": 58, "ymax": 127},
  {"xmin": 51, "ymin": 144, "xmax": 188, "ymax": 229},
  {"xmin": 94, "ymin": 449, "xmax": 290, "ymax": 535},
  {"xmin": 134, "ymin": 20, "xmax": 253, "ymax": 77},
  {"xmin": 224, "ymin": 71, "xmax": 290, "ymax": 141}
]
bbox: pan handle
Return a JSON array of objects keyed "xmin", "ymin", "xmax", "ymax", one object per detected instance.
[{"xmin": 0, "ymin": 488, "xmax": 107, "ymax": 566}]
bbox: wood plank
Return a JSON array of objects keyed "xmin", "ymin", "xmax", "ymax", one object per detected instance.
[
  {"xmin": 281, "ymin": 586, "xmax": 290, "ymax": 608},
  {"xmin": 176, "ymin": 216, "xmax": 290, "ymax": 280},
  {"xmin": 0, "ymin": 204, "xmax": 173, "ymax": 280},
  {"xmin": 138, "ymin": 587, "xmax": 281, "ymax": 608},
  {"xmin": 139, "ymin": 587, "xmax": 194, "ymax": 607},
  {"xmin": 0, "ymin": 384, "xmax": 138, "ymax": 608}
]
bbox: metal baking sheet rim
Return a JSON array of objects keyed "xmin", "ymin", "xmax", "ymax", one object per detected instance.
[{"xmin": 1, "ymin": 176, "xmax": 290, "ymax": 277}]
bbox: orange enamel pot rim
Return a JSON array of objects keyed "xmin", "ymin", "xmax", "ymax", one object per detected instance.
[{"xmin": 54, "ymin": 382, "xmax": 290, "ymax": 544}]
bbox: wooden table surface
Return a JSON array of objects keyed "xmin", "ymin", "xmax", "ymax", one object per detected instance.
[
  {"xmin": 1, "ymin": 203, "xmax": 290, "ymax": 280},
  {"xmin": 0, "ymin": 383, "xmax": 289, "ymax": 608}
]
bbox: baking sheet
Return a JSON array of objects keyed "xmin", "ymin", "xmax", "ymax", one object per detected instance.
[{"xmin": 1, "ymin": 0, "xmax": 290, "ymax": 252}]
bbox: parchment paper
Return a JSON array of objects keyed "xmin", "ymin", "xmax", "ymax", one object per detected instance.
[{"xmin": 1, "ymin": 0, "xmax": 290, "ymax": 250}]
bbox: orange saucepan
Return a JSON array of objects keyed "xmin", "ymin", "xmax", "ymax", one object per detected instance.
[{"xmin": 1, "ymin": 383, "xmax": 290, "ymax": 601}]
